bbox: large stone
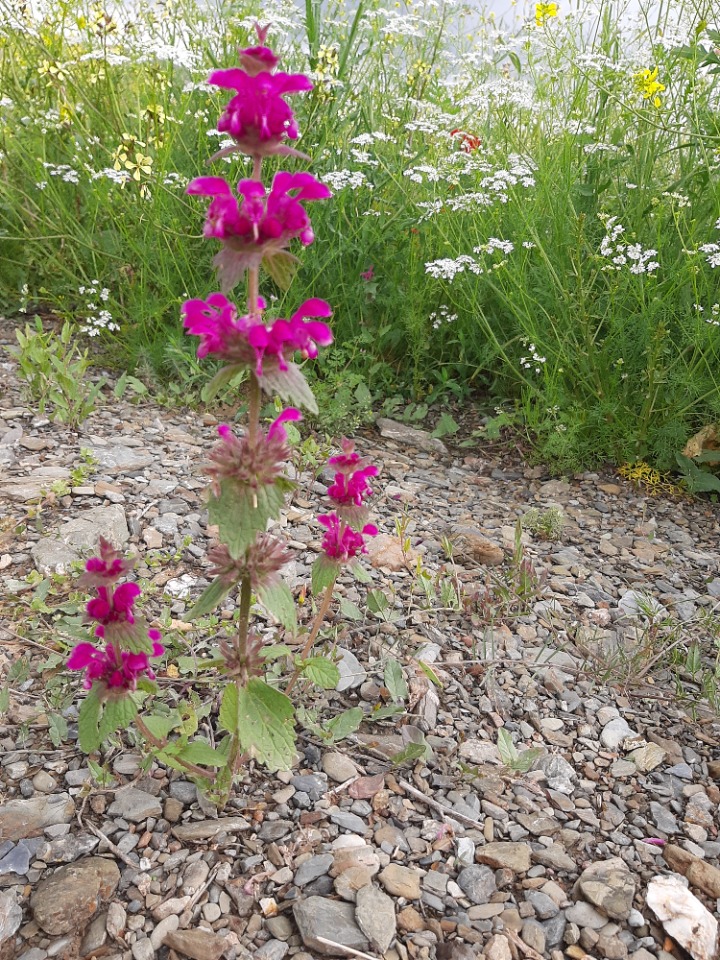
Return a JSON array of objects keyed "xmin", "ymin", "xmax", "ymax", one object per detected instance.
[
  {"xmin": 30, "ymin": 857, "xmax": 120, "ymax": 935},
  {"xmin": 355, "ymin": 884, "xmax": 396, "ymax": 953},
  {"xmin": 376, "ymin": 418, "xmax": 447, "ymax": 455},
  {"xmin": 164, "ymin": 928, "xmax": 227, "ymax": 960},
  {"xmin": 626, "ymin": 743, "xmax": 666, "ymax": 773},
  {"xmin": 85, "ymin": 444, "xmax": 154, "ymax": 474},
  {"xmin": 171, "ymin": 817, "xmax": 250, "ymax": 841},
  {"xmin": 0, "ymin": 793, "xmax": 74, "ymax": 841},
  {"xmin": 378, "ymin": 864, "xmax": 422, "ymax": 900},
  {"xmin": 575, "ymin": 858, "xmax": 636, "ymax": 920},
  {"xmin": 600, "ymin": 717, "xmax": 635, "ymax": 751},
  {"xmin": 0, "ymin": 892, "xmax": 22, "ymax": 945},
  {"xmin": 647, "ymin": 874, "xmax": 718, "ymax": 960},
  {"xmin": 0, "ymin": 466, "xmax": 71, "ymax": 502},
  {"xmin": 476, "ymin": 842, "xmax": 531, "ymax": 873},
  {"xmin": 365, "ymin": 533, "xmax": 419, "ymax": 572},
  {"xmin": 293, "ymin": 897, "xmax": 370, "ymax": 956},
  {"xmin": 107, "ymin": 788, "xmax": 162, "ymax": 823},
  {"xmin": 536, "ymin": 755, "xmax": 577, "ymax": 795},
  {"xmin": 449, "ymin": 526, "xmax": 504, "ymax": 566},
  {"xmin": 457, "ymin": 865, "xmax": 497, "ymax": 904},
  {"xmin": 458, "ymin": 739, "xmax": 502, "ymax": 766},
  {"xmin": 31, "ymin": 504, "xmax": 129, "ymax": 574},
  {"xmin": 664, "ymin": 844, "xmax": 720, "ymax": 899}
]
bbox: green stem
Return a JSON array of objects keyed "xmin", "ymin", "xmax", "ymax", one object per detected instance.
[{"xmin": 285, "ymin": 579, "xmax": 336, "ymax": 696}]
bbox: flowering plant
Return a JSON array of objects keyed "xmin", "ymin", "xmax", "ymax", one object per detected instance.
[{"xmin": 69, "ymin": 24, "xmax": 379, "ymax": 803}]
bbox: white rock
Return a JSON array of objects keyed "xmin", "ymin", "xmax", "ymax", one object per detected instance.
[{"xmin": 646, "ymin": 874, "xmax": 718, "ymax": 960}]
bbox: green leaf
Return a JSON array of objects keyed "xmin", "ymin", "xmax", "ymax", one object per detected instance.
[
  {"xmin": 513, "ymin": 748, "xmax": 543, "ymax": 773},
  {"xmin": 416, "ymin": 659, "xmax": 444, "ymax": 689},
  {"xmin": 312, "ymin": 554, "xmax": 340, "ymax": 595},
  {"xmin": 107, "ymin": 618, "xmax": 154, "ymax": 654},
  {"xmin": 142, "ymin": 712, "xmax": 180, "ymax": 740},
  {"xmin": 339, "ymin": 598, "xmax": 363, "ymax": 621},
  {"xmin": 325, "ymin": 706, "xmax": 363, "ymax": 742},
  {"xmin": 208, "ymin": 480, "xmax": 286, "ymax": 558},
  {"xmin": 0, "ymin": 684, "xmax": 9, "ymax": 715},
  {"xmin": 695, "ymin": 450, "xmax": 720, "ymax": 463},
  {"xmin": 371, "ymin": 703, "xmax": 405, "ymax": 720},
  {"xmin": 258, "ymin": 581, "xmax": 297, "ymax": 633},
  {"xmin": 201, "ymin": 364, "xmax": 246, "ymax": 403},
  {"xmin": 176, "ymin": 740, "xmax": 227, "ymax": 767},
  {"xmin": 48, "ymin": 713, "xmax": 68, "ymax": 748},
  {"xmin": 384, "ymin": 659, "xmax": 408, "ymax": 703},
  {"xmin": 186, "ymin": 577, "xmax": 232, "ymax": 621},
  {"xmin": 390, "ymin": 741, "xmax": 428, "ymax": 765},
  {"xmin": 261, "ymin": 644, "xmax": 293, "ymax": 662},
  {"xmin": 367, "ymin": 588, "xmax": 389, "ymax": 614},
  {"xmin": 78, "ymin": 689, "xmax": 102, "ymax": 753},
  {"xmin": 302, "ymin": 657, "xmax": 340, "ymax": 689},
  {"xmin": 219, "ymin": 683, "xmax": 239, "ymax": 736},
  {"xmin": 497, "ymin": 728, "xmax": 519, "ymax": 765},
  {"xmin": 99, "ymin": 696, "xmax": 138, "ymax": 742},
  {"xmin": 351, "ymin": 561, "xmax": 373, "ymax": 584},
  {"xmin": 263, "ymin": 250, "xmax": 300, "ymax": 291},
  {"xmin": 431, "ymin": 412, "xmax": 460, "ymax": 439},
  {"xmin": 260, "ymin": 361, "xmax": 318, "ymax": 414},
  {"xmin": 236, "ymin": 678, "xmax": 295, "ymax": 771}
]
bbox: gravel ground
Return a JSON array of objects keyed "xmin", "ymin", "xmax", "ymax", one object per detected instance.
[{"xmin": 1, "ymin": 320, "xmax": 719, "ymax": 960}]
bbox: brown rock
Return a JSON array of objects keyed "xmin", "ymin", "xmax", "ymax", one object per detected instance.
[
  {"xmin": 164, "ymin": 929, "xmax": 226, "ymax": 960},
  {"xmin": 378, "ymin": 864, "xmax": 421, "ymax": 900},
  {"xmin": 664, "ymin": 844, "xmax": 720, "ymax": 898},
  {"xmin": 397, "ymin": 906, "xmax": 426, "ymax": 933},
  {"xmin": 30, "ymin": 857, "xmax": 120, "ymax": 935},
  {"xmin": 171, "ymin": 817, "xmax": 250, "ymax": 841},
  {"xmin": 449, "ymin": 526, "xmax": 504, "ymax": 566},
  {"xmin": 366, "ymin": 533, "xmax": 418, "ymax": 572},
  {"xmin": 476, "ymin": 842, "xmax": 531, "ymax": 873}
]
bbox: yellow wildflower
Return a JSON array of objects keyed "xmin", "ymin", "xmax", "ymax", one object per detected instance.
[
  {"xmin": 125, "ymin": 152, "xmax": 153, "ymax": 181},
  {"xmin": 634, "ymin": 67, "xmax": 665, "ymax": 108},
  {"xmin": 535, "ymin": 2, "xmax": 558, "ymax": 26}
]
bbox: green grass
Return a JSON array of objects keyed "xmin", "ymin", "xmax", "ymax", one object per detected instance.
[{"xmin": 1, "ymin": 0, "xmax": 719, "ymax": 470}]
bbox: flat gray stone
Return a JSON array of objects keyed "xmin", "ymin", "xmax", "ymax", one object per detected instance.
[
  {"xmin": 457, "ymin": 865, "xmax": 497, "ymax": 904},
  {"xmin": 0, "ymin": 466, "xmax": 70, "ymax": 502},
  {"xmin": 295, "ymin": 855, "xmax": 334, "ymax": 887},
  {"xmin": 335, "ymin": 648, "xmax": 367, "ymax": 692},
  {"xmin": 293, "ymin": 897, "xmax": 370, "ymax": 956},
  {"xmin": 329, "ymin": 810, "xmax": 367, "ymax": 835},
  {"xmin": 107, "ymin": 788, "xmax": 162, "ymax": 823},
  {"xmin": 355, "ymin": 884, "xmax": 396, "ymax": 953},
  {"xmin": 0, "ymin": 891, "xmax": 23, "ymax": 944},
  {"xmin": 376, "ymin": 418, "xmax": 447, "ymax": 455},
  {"xmin": 0, "ymin": 794, "xmax": 74, "ymax": 842},
  {"xmin": 575, "ymin": 858, "xmax": 636, "ymax": 920},
  {"xmin": 31, "ymin": 504, "xmax": 129, "ymax": 574},
  {"xmin": 600, "ymin": 717, "xmax": 635, "ymax": 751},
  {"xmin": 171, "ymin": 817, "xmax": 250, "ymax": 842},
  {"xmin": 85, "ymin": 444, "xmax": 153, "ymax": 474},
  {"xmin": 536, "ymin": 755, "xmax": 577, "ymax": 795},
  {"xmin": 0, "ymin": 843, "xmax": 31, "ymax": 877}
]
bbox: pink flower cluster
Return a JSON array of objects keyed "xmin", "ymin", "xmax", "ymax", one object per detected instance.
[
  {"xmin": 319, "ymin": 440, "xmax": 379, "ymax": 562},
  {"xmin": 318, "ymin": 513, "xmax": 378, "ymax": 563},
  {"xmin": 327, "ymin": 439, "xmax": 378, "ymax": 516},
  {"xmin": 208, "ymin": 23, "xmax": 312, "ymax": 161},
  {"xmin": 182, "ymin": 292, "xmax": 332, "ymax": 378},
  {"xmin": 68, "ymin": 640, "xmax": 163, "ymax": 693},
  {"xmin": 67, "ymin": 539, "xmax": 164, "ymax": 695}
]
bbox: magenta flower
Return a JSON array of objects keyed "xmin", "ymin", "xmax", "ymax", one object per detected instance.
[
  {"xmin": 318, "ymin": 512, "xmax": 378, "ymax": 563},
  {"xmin": 86, "ymin": 582, "xmax": 141, "ymax": 639},
  {"xmin": 237, "ymin": 24, "xmax": 280, "ymax": 76},
  {"xmin": 360, "ymin": 266, "xmax": 374, "ymax": 281},
  {"xmin": 68, "ymin": 636, "xmax": 164, "ymax": 693},
  {"xmin": 186, "ymin": 172, "xmax": 331, "ymax": 291},
  {"xmin": 182, "ymin": 293, "xmax": 332, "ymax": 380},
  {"xmin": 210, "ymin": 69, "xmax": 313, "ymax": 160},
  {"xmin": 328, "ymin": 438, "xmax": 372, "ymax": 473},
  {"xmin": 328, "ymin": 465, "xmax": 378, "ymax": 508}
]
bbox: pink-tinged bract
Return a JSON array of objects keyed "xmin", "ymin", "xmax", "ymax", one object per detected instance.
[{"xmin": 80, "ymin": 536, "xmax": 135, "ymax": 587}]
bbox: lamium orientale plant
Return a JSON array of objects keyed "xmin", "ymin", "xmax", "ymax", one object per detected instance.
[{"xmin": 68, "ymin": 24, "xmax": 379, "ymax": 806}]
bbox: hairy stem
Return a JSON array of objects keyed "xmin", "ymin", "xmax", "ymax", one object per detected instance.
[{"xmin": 285, "ymin": 579, "xmax": 336, "ymax": 695}]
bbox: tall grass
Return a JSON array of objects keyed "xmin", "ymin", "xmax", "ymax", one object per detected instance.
[{"xmin": 1, "ymin": 0, "xmax": 719, "ymax": 469}]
